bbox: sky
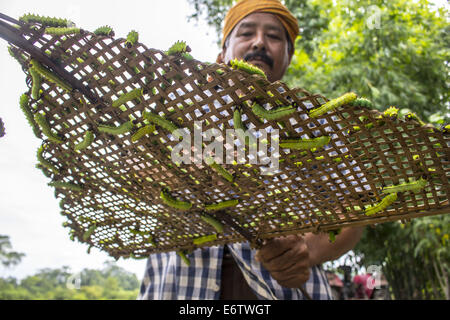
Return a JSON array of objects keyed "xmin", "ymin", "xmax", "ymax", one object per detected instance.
[
  {"xmin": 0, "ymin": 0, "xmax": 448, "ymax": 284},
  {"xmin": 0, "ymin": 0, "xmax": 219, "ymax": 281}
]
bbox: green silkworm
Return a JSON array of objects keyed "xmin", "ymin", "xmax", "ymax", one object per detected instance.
[
  {"xmin": 350, "ymin": 97, "xmax": 373, "ymax": 108},
  {"xmin": 251, "ymin": 102, "xmax": 296, "ymax": 120},
  {"xmin": 200, "ymin": 214, "xmax": 224, "ymax": 233},
  {"xmin": 34, "ymin": 112, "xmax": 64, "ymax": 143},
  {"xmin": 166, "ymin": 40, "xmax": 191, "ymax": 55},
  {"xmin": 98, "ymin": 120, "xmax": 134, "ymax": 135},
  {"xmin": 112, "ymin": 88, "xmax": 143, "ymax": 108},
  {"xmin": 383, "ymin": 106, "xmax": 399, "ymax": 118},
  {"xmin": 229, "ymin": 59, "xmax": 267, "ymax": 80},
  {"xmin": 382, "ymin": 178, "xmax": 428, "ymax": 194},
  {"xmin": 30, "ymin": 59, "xmax": 72, "ymax": 92},
  {"xmin": 181, "ymin": 52, "xmax": 194, "ymax": 61},
  {"xmin": 405, "ymin": 112, "xmax": 426, "ymax": 126},
  {"xmin": 82, "ymin": 224, "xmax": 97, "ymax": 241},
  {"xmin": 279, "ymin": 135, "xmax": 331, "ymax": 150},
  {"xmin": 160, "ymin": 189, "xmax": 192, "ymax": 210},
  {"xmin": 74, "ymin": 130, "xmax": 94, "ymax": 151},
  {"xmin": 365, "ymin": 193, "xmax": 398, "ymax": 216},
  {"xmin": 233, "ymin": 108, "xmax": 257, "ymax": 148},
  {"xmin": 328, "ymin": 229, "xmax": 341, "ymax": 243},
  {"xmin": 131, "ymin": 124, "xmax": 155, "ymax": 142},
  {"xmin": 19, "ymin": 93, "xmax": 40, "ymax": 138},
  {"xmin": 177, "ymin": 250, "xmax": 191, "ymax": 266},
  {"xmin": 125, "ymin": 30, "xmax": 139, "ymax": 47},
  {"xmin": 19, "ymin": 14, "xmax": 68, "ymax": 27},
  {"xmin": 29, "ymin": 68, "xmax": 42, "ymax": 100},
  {"xmin": 37, "ymin": 145, "xmax": 59, "ymax": 174},
  {"xmin": 48, "ymin": 181, "xmax": 83, "ymax": 192},
  {"xmin": 206, "ymin": 157, "xmax": 234, "ymax": 182},
  {"xmin": 205, "ymin": 199, "xmax": 239, "ymax": 211},
  {"xmin": 143, "ymin": 110, "xmax": 179, "ymax": 135},
  {"xmin": 93, "ymin": 25, "xmax": 114, "ymax": 36},
  {"xmin": 309, "ymin": 92, "xmax": 357, "ymax": 118},
  {"xmin": 45, "ymin": 27, "xmax": 81, "ymax": 36},
  {"xmin": 193, "ymin": 234, "xmax": 218, "ymax": 245}
]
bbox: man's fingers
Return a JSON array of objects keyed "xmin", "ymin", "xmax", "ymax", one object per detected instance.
[{"xmin": 256, "ymin": 235, "xmax": 304, "ymax": 263}]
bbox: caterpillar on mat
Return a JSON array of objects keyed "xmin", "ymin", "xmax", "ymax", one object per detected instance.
[
  {"xmin": 125, "ymin": 30, "xmax": 139, "ymax": 48},
  {"xmin": 207, "ymin": 160, "xmax": 234, "ymax": 183},
  {"xmin": 200, "ymin": 214, "xmax": 224, "ymax": 233},
  {"xmin": 193, "ymin": 234, "xmax": 218, "ymax": 245},
  {"xmin": 233, "ymin": 107, "xmax": 257, "ymax": 148},
  {"xmin": 143, "ymin": 111, "xmax": 179, "ymax": 135},
  {"xmin": 229, "ymin": 59, "xmax": 267, "ymax": 80},
  {"xmin": 383, "ymin": 106, "xmax": 399, "ymax": 119},
  {"xmin": 98, "ymin": 120, "xmax": 134, "ymax": 135},
  {"xmin": 34, "ymin": 112, "xmax": 64, "ymax": 143},
  {"xmin": 48, "ymin": 181, "xmax": 83, "ymax": 192},
  {"xmin": 74, "ymin": 130, "xmax": 94, "ymax": 151},
  {"xmin": 19, "ymin": 93, "xmax": 40, "ymax": 138},
  {"xmin": 82, "ymin": 224, "xmax": 97, "ymax": 241},
  {"xmin": 309, "ymin": 92, "xmax": 357, "ymax": 118},
  {"xmin": 160, "ymin": 189, "xmax": 192, "ymax": 210},
  {"xmin": 29, "ymin": 68, "xmax": 42, "ymax": 100},
  {"xmin": 112, "ymin": 88, "xmax": 143, "ymax": 108},
  {"xmin": 328, "ymin": 229, "xmax": 341, "ymax": 243},
  {"xmin": 251, "ymin": 102, "xmax": 296, "ymax": 120},
  {"xmin": 279, "ymin": 135, "xmax": 331, "ymax": 150},
  {"xmin": 350, "ymin": 97, "xmax": 373, "ymax": 108},
  {"xmin": 45, "ymin": 27, "xmax": 81, "ymax": 36},
  {"xmin": 131, "ymin": 124, "xmax": 155, "ymax": 142},
  {"xmin": 93, "ymin": 25, "xmax": 114, "ymax": 36},
  {"xmin": 37, "ymin": 145, "xmax": 59, "ymax": 174},
  {"xmin": 405, "ymin": 112, "xmax": 427, "ymax": 126},
  {"xmin": 166, "ymin": 40, "xmax": 191, "ymax": 56},
  {"xmin": 382, "ymin": 177, "xmax": 428, "ymax": 194},
  {"xmin": 30, "ymin": 59, "xmax": 72, "ymax": 92},
  {"xmin": 177, "ymin": 250, "xmax": 191, "ymax": 266},
  {"xmin": 365, "ymin": 193, "xmax": 398, "ymax": 216},
  {"xmin": 19, "ymin": 14, "xmax": 69, "ymax": 27},
  {"xmin": 205, "ymin": 199, "xmax": 239, "ymax": 211}
]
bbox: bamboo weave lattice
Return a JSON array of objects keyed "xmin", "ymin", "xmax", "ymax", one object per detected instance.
[{"xmin": 2, "ymin": 15, "xmax": 449, "ymax": 260}]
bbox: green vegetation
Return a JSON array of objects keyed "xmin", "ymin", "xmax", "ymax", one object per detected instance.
[{"xmin": 0, "ymin": 235, "xmax": 140, "ymax": 300}]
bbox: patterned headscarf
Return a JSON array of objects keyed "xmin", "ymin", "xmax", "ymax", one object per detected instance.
[{"xmin": 221, "ymin": 0, "xmax": 299, "ymax": 48}]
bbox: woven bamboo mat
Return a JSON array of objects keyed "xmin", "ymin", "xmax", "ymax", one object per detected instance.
[{"xmin": 2, "ymin": 15, "xmax": 449, "ymax": 259}]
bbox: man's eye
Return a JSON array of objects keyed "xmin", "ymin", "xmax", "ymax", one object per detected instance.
[
  {"xmin": 268, "ymin": 34, "xmax": 281, "ymax": 40},
  {"xmin": 240, "ymin": 32, "xmax": 253, "ymax": 37}
]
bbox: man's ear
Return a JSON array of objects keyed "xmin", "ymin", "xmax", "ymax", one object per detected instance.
[{"xmin": 216, "ymin": 51, "xmax": 224, "ymax": 64}]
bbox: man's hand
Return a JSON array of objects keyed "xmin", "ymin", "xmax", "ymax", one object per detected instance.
[{"xmin": 255, "ymin": 234, "xmax": 311, "ymax": 288}]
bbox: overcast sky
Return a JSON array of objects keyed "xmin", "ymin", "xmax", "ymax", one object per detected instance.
[
  {"xmin": 0, "ymin": 0, "xmax": 219, "ymax": 281},
  {"xmin": 0, "ymin": 0, "xmax": 448, "ymax": 283}
]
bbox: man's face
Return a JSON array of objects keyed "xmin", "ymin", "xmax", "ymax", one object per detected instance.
[{"xmin": 219, "ymin": 12, "xmax": 293, "ymax": 82}]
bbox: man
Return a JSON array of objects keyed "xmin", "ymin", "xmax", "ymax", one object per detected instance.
[{"xmin": 138, "ymin": 0, "xmax": 364, "ymax": 300}]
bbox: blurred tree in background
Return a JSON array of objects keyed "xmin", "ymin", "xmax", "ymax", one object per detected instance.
[
  {"xmin": 187, "ymin": 0, "xmax": 449, "ymax": 299},
  {"xmin": 0, "ymin": 235, "xmax": 140, "ymax": 299}
]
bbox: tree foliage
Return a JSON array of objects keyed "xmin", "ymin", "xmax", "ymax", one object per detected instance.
[
  {"xmin": 0, "ymin": 236, "xmax": 140, "ymax": 300},
  {"xmin": 0, "ymin": 261, "xmax": 140, "ymax": 300},
  {"xmin": 187, "ymin": 0, "xmax": 449, "ymax": 122},
  {"xmin": 0, "ymin": 235, "xmax": 25, "ymax": 268}
]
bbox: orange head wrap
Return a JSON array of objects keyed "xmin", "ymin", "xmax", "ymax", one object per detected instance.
[{"xmin": 221, "ymin": 0, "xmax": 299, "ymax": 49}]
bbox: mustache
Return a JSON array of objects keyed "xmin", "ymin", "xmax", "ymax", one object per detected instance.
[{"xmin": 243, "ymin": 51, "xmax": 274, "ymax": 69}]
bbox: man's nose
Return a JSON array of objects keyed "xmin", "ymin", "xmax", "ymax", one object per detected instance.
[{"xmin": 251, "ymin": 30, "xmax": 266, "ymax": 51}]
